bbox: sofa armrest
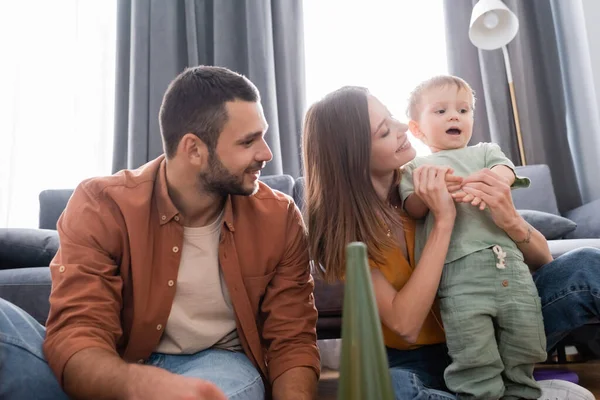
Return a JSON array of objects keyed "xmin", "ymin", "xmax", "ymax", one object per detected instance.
[
  {"xmin": 547, "ymin": 239, "xmax": 600, "ymax": 258},
  {"xmin": 564, "ymin": 198, "xmax": 600, "ymax": 239}
]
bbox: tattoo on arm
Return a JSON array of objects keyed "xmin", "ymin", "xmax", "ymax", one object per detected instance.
[{"xmin": 514, "ymin": 225, "xmax": 532, "ymax": 244}]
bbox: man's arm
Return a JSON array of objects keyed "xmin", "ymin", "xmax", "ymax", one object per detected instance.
[
  {"xmin": 45, "ymin": 182, "xmax": 226, "ymax": 400},
  {"xmin": 260, "ymin": 202, "xmax": 320, "ymax": 400},
  {"xmin": 63, "ymin": 348, "xmax": 129, "ymax": 398},
  {"xmin": 64, "ymin": 348, "xmax": 226, "ymax": 400},
  {"xmin": 272, "ymin": 367, "xmax": 318, "ymax": 400},
  {"xmin": 43, "ymin": 182, "xmax": 128, "ymax": 397}
]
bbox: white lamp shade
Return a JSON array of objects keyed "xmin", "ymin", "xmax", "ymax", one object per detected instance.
[{"xmin": 469, "ymin": 0, "xmax": 519, "ymax": 50}]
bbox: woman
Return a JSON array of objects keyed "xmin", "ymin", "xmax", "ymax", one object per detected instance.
[{"xmin": 302, "ymin": 86, "xmax": 600, "ymax": 399}]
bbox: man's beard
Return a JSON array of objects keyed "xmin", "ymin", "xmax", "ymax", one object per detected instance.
[{"xmin": 199, "ymin": 153, "xmax": 262, "ymax": 197}]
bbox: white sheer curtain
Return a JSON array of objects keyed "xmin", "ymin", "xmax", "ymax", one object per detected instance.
[
  {"xmin": 303, "ymin": 0, "xmax": 449, "ymax": 156},
  {"xmin": 0, "ymin": 0, "xmax": 117, "ymax": 228}
]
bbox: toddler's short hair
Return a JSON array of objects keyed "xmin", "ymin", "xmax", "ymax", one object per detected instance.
[{"xmin": 406, "ymin": 75, "xmax": 476, "ymax": 120}]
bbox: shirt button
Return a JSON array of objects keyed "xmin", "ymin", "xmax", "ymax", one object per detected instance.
[
  {"xmin": 59, "ymin": 265, "xmax": 66, "ymax": 273},
  {"xmin": 156, "ymin": 324, "xmax": 163, "ymax": 331},
  {"xmin": 172, "ymin": 246, "xmax": 179, "ymax": 253},
  {"xmin": 168, "ymin": 280, "xmax": 174, "ymax": 287},
  {"xmin": 174, "ymin": 215, "xmax": 180, "ymax": 222},
  {"xmin": 502, "ymin": 280, "xmax": 509, "ymax": 287},
  {"xmin": 161, "ymin": 215, "xmax": 166, "ymax": 221}
]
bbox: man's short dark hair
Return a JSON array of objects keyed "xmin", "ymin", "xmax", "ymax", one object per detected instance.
[{"xmin": 159, "ymin": 66, "xmax": 260, "ymax": 158}]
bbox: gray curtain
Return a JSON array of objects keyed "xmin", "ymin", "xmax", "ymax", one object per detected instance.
[
  {"xmin": 112, "ymin": 0, "xmax": 306, "ymax": 177},
  {"xmin": 444, "ymin": 0, "xmax": 600, "ymax": 212}
]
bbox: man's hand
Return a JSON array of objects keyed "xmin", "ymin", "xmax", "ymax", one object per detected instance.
[{"xmin": 125, "ymin": 364, "xmax": 227, "ymax": 400}]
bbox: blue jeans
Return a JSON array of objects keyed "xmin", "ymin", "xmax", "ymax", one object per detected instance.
[
  {"xmin": 0, "ymin": 297, "xmax": 264, "ymax": 399},
  {"xmin": 388, "ymin": 247, "xmax": 600, "ymax": 400}
]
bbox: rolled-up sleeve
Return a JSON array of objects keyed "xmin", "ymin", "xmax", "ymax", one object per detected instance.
[
  {"xmin": 260, "ymin": 203, "xmax": 320, "ymax": 384},
  {"xmin": 42, "ymin": 182, "xmax": 124, "ymax": 386}
]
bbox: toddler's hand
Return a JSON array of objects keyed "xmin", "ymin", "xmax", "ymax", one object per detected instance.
[
  {"xmin": 445, "ymin": 174, "xmax": 463, "ymax": 193},
  {"xmin": 452, "ymin": 191, "xmax": 487, "ymax": 210}
]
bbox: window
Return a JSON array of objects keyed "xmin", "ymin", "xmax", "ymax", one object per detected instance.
[
  {"xmin": 0, "ymin": 1, "xmax": 117, "ymax": 228},
  {"xmin": 303, "ymin": 0, "xmax": 448, "ymax": 156}
]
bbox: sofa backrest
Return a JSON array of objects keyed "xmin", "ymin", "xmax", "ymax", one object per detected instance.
[
  {"xmin": 294, "ymin": 166, "xmax": 559, "ymax": 216},
  {"xmin": 39, "ymin": 164, "xmax": 560, "ymax": 230},
  {"xmin": 293, "ymin": 177, "xmax": 305, "ymax": 213},
  {"xmin": 38, "ymin": 175, "xmax": 297, "ymax": 230},
  {"xmin": 39, "ymin": 189, "xmax": 75, "ymax": 230},
  {"xmin": 260, "ymin": 175, "xmax": 295, "ymax": 197}
]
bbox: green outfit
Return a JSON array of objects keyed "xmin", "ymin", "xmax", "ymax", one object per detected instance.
[{"xmin": 400, "ymin": 143, "xmax": 547, "ymax": 399}]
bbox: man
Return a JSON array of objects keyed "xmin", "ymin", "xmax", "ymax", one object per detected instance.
[{"xmin": 0, "ymin": 66, "xmax": 320, "ymax": 399}]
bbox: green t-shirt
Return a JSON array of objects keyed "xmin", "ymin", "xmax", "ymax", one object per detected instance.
[{"xmin": 399, "ymin": 143, "xmax": 530, "ymax": 264}]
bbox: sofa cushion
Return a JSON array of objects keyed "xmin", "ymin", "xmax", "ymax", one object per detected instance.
[
  {"xmin": 0, "ymin": 267, "xmax": 52, "ymax": 325},
  {"xmin": 513, "ymin": 165, "xmax": 560, "ymax": 215},
  {"xmin": 314, "ymin": 279, "xmax": 344, "ymax": 317},
  {"xmin": 518, "ymin": 210, "xmax": 577, "ymax": 240},
  {"xmin": 564, "ymin": 198, "xmax": 600, "ymax": 239},
  {"xmin": 0, "ymin": 228, "xmax": 59, "ymax": 270}
]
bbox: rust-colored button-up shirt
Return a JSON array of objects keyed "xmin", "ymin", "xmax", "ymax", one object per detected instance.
[{"xmin": 43, "ymin": 155, "xmax": 320, "ymax": 388}]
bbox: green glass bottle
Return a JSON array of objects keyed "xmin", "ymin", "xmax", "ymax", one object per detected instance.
[{"xmin": 338, "ymin": 242, "xmax": 395, "ymax": 400}]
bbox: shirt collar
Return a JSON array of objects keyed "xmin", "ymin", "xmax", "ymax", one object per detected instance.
[
  {"xmin": 154, "ymin": 156, "xmax": 236, "ymax": 231},
  {"xmin": 154, "ymin": 156, "xmax": 180, "ymax": 225}
]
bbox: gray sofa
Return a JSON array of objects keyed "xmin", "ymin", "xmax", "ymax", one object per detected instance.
[{"xmin": 1, "ymin": 165, "xmax": 600, "ymax": 344}]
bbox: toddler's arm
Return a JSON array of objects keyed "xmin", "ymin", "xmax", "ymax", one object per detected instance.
[
  {"xmin": 404, "ymin": 193, "xmax": 430, "ymax": 220},
  {"xmin": 490, "ymin": 164, "xmax": 516, "ymax": 186},
  {"xmin": 399, "ymin": 162, "xmax": 430, "ymax": 219}
]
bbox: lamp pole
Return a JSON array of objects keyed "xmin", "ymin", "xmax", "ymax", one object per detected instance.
[
  {"xmin": 502, "ymin": 45, "xmax": 527, "ymax": 165},
  {"xmin": 470, "ymin": 1, "xmax": 527, "ymax": 165}
]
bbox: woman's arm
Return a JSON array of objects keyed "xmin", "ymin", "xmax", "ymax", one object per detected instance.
[
  {"xmin": 458, "ymin": 169, "xmax": 553, "ymax": 271},
  {"xmin": 373, "ymin": 218, "xmax": 454, "ymax": 343},
  {"xmin": 373, "ymin": 165, "xmax": 456, "ymax": 343},
  {"xmin": 498, "ymin": 214, "xmax": 552, "ymax": 271}
]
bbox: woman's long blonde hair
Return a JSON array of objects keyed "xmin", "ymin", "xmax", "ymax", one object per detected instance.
[{"xmin": 302, "ymin": 86, "xmax": 400, "ymax": 283}]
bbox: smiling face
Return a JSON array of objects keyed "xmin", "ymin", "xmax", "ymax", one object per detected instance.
[
  {"xmin": 199, "ymin": 100, "xmax": 273, "ymax": 196},
  {"xmin": 409, "ymin": 85, "xmax": 475, "ymax": 153},
  {"xmin": 368, "ymin": 95, "xmax": 416, "ymax": 176}
]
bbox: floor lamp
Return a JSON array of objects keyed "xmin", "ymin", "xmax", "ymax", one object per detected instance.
[{"xmin": 469, "ymin": 0, "xmax": 527, "ymax": 165}]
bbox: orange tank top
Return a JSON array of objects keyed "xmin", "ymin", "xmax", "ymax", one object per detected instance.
[{"xmin": 370, "ymin": 214, "xmax": 446, "ymax": 350}]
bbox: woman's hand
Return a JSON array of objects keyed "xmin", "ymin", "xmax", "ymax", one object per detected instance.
[
  {"xmin": 413, "ymin": 165, "xmax": 457, "ymax": 225},
  {"xmin": 452, "ymin": 168, "xmax": 520, "ymax": 231},
  {"xmin": 453, "ymin": 168, "xmax": 553, "ymax": 269}
]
